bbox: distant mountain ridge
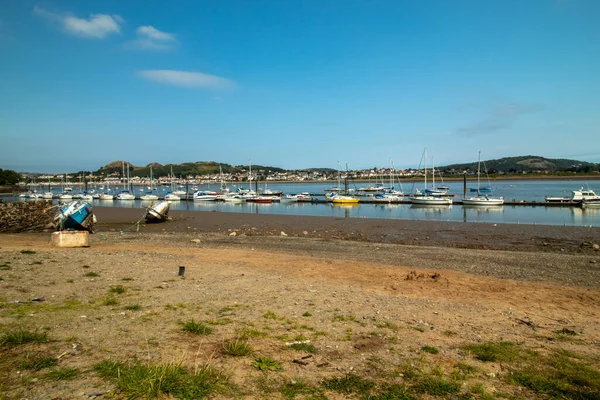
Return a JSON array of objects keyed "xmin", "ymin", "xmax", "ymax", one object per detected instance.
[{"xmin": 441, "ymin": 156, "xmax": 598, "ymax": 174}]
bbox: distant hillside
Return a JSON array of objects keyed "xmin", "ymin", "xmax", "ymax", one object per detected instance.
[
  {"xmin": 96, "ymin": 161, "xmax": 286, "ymax": 178},
  {"xmin": 441, "ymin": 156, "xmax": 599, "ymax": 174}
]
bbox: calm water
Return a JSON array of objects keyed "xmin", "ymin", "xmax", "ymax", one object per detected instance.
[{"xmin": 11, "ymin": 179, "xmax": 600, "ymax": 227}]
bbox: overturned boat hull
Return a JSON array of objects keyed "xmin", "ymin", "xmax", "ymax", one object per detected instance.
[
  {"xmin": 54, "ymin": 201, "xmax": 95, "ymax": 232},
  {"xmin": 145, "ymin": 201, "xmax": 170, "ymax": 223}
]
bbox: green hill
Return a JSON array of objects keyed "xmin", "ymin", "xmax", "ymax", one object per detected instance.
[{"xmin": 440, "ymin": 156, "xmax": 599, "ymax": 174}]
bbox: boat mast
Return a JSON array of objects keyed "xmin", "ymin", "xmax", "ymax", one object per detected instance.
[
  {"xmin": 424, "ymin": 148, "xmax": 427, "ymax": 192},
  {"xmin": 477, "ymin": 151, "xmax": 481, "ymax": 195}
]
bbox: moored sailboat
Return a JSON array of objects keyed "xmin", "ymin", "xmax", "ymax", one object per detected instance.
[{"xmin": 462, "ymin": 151, "xmax": 504, "ymax": 206}]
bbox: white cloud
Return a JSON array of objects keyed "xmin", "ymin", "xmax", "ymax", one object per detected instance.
[
  {"xmin": 137, "ymin": 70, "xmax": 236, "ymax": 90},
  {"xmin": 33, "ymin": 5, "xmax": 123, "ymax": 39},
  {"xmin": 126, "ymin": 25, "xmax": 177, "ymax": 51},
  {"xmin": 137, "ymin": 26, "xmax": 175, "ymax": 42}
]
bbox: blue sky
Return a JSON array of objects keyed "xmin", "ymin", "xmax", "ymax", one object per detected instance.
[{"xmin": 1, "ymin": 0, "xmax": 599, "ymax": 173}]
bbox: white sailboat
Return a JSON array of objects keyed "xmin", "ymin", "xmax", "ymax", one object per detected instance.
[
  {"xmin": 462, "ymin": 151, "xmax": 504, "ymax": 206},
  {"xmin": 164, "ymin": 167, "xmax": 181, "ymax": 201},
  {"xmin": 410, "ymin": 149, "xmax": 452, "ymax": 205},
  {"xmin": 140, "ymin": 166, "xmax": 159, "ymax": 201},
  {"xmin": 116, "ymin": 162, "xmax": 135, "ymax": 200}
]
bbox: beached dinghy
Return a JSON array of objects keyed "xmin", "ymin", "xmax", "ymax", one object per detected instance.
[
  {"xmin": 145, "ymin": 200, "xmax": 170, "ymax": 223},
  {"xmin": 54, "ymin": 200, "xmax": 96, "ymax": 232}
]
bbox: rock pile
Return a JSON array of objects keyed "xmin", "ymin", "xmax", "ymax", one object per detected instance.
[{"xmin": 0, "ymin": 200, "xmax": 57, "ymax": 233}]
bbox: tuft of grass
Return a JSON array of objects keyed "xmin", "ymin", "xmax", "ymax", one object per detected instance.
[
  {"xmin": 44, "ymin": 367, "xmax": 81, "ymax": 381},
  {"xmin": 94, "ymin": 360, "xmax": 228, "ymax": 398},
  {"xmin": 19, "ymin": 355, "xmax": 57, "ymax": 371},
  {"xmin": 288, "ymin": 342, "xmax": 318, "ymax": 354},
  {"xmin": 302, "ymin": 311, "xmax": 312, "ymax": 317},
  {"xmin": 0, "ymin": 328, "xmax": 48, "ymax": 346},
  {"xmin": 222, "ymin": 339, "xmax": 252, "ymax": 356},
  {"xmin": 103, "ymin": 297, "xmax": 119, "ymax": 306},
  {"xmin": 123, "ymin": 304, "xmax": 142, "ymax": 311},
  {"xmin": 239, "ymin": 328, "xmax": 267, "ymax": 338},
  {"xmin": 553, "ymin": 328, "xmax": 578, "ymax": 336},
  {"xmin": 181, "ymin": 319, "xmax": 212, "ymax": 335},
  {"xmin": 0, "ymin": 264, "xmax": 12, "ymax": 270},
  {"xmin": 206, "ymin": 318, "xmax": 233, "ymax": 325},
  {"xmin": 263, "ymin": 311, "xmax": 277, "ymax": 319},
  {"xmin": 412, "ymin": 376, "xmax": 460, "ymax": 396},
  {"xmin": 365, "ymin": 384, "xmax": 417, "ymax": 400},
  {"xmin": 462, "ymin": 341, "xmax": 519, "ymax": 362},
  {"xmin": 82, "ymin": 265, "xmax": 90, "ymax": 268},
  {"xmin": 252, "ymin": 357, "xmax": 283, "ymax": 371},
  {"xmin": 279, "ymin": 379, "xmax": 325, "ymax": 399},
  {"xmin": 421, "ymin": 345, "xmax": 439, "ymax": 354},
  {"xmin": 20, "ymin": 250, "xmax": 36, "ymax": 254},
  {"xmin": 83, "ymin": 272, "xmax": 99, "ymax": 277},
  {"xmin": 121, "ymin": 277, "xmax": 134, "ymax": 281},
  {"xmin": 321, "ymin": 374, "xmax": 375, "ymax": 395},
  {"xmin": 31, "ymin": 260, "xmax": 43, "ymax": 265},
  {"xmin": 108, "ymin": 285, "xmax": 126, "ymax": 294}
]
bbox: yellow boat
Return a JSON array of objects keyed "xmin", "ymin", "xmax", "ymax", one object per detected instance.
[{"xmin": 331, "ymin": 194, "xmax": 360, "ymax": 204}]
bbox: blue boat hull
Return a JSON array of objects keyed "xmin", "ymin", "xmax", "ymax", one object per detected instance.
[{"xmin": 55, "ymin": 201, "xmax": 95, "ymax": 232}]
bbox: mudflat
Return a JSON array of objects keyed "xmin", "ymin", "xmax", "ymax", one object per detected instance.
[{"xmin": 1, "ymin": 208, "xmax": 599, "ymax": 399}]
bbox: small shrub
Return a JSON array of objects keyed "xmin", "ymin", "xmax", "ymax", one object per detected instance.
[
  {"xmin": 45, "ymin": 367, "xmax": 81, "ymax": 381},
  {"xmin": 0, "ymin": 328, "xmax": 48, "ymax": 346},
  {"xmin": 223, "ymin": 339, "xmax": 252, "ymax": 356},
  {"xmin": 302, "ymin": 311, "xmax": 312, "ymax": 317},
  {"xmin": 421, "ymin": 345, "xmax": 439, "ymax": 354},
  {"xmin": 20, "ymin": 250, "xmax": 36, "ymax": 254},
  {"xmin": 181, "ymin": 319, "xmax": 212, "ymax": 335},
  {"xmin": 253, "ymin": 357, "xmax": 283, "ymax": 371}
]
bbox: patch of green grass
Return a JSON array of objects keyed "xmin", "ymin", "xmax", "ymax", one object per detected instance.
[
  {"xmin": 103, "ymin": 297, "xmax": 119, "ymax": 306},
  {"xmin": 453, "ymin": 362, "xmax": 478, "ymax": 380},
  {"xmin": 280, "ymin": 379, "xmax": 325, "ymax": 399},
  {"xmin": 20, "ymin": 250, "xmax": 36, "ymax": 254},
  {"xmin": 108, "ymin": 285, "xmax": 126, "ymax": 294},
  {"xmin": 0, "ymin": 264, "xmax": 12, "ymax": 270},
  {"xmin": 19, "ymin": 355, "xmax": 57, "ymax": 371},
  {"xmin": 412, "ymin": 376, "xmax": 460, "ymax": 396},
  {"xmin": 365, "ymin": 384, "xmax": 417, "ymax": 400},
  {"xmin": 181, "ymin": 319, "xmax": 212, "ymax": 335},
  {"xmin": 121, "ymin": 277, "xmax": 133, "ymax": 281},
  {"xmin": 222, "ymin": 339, "xmax": 252, "ymax": 356},
  {"xmin": 253, "ymin": 357, "xmax": 283, "ymax": 371},
  {"xmin": 288, "ymin": 342, "xmax": 318, "ymax": 354},
  {"xmin": 507, "ymin": 351, "xmax": 600, "ymax": 399},
  {"xmin": 421, "ymin": 345, "xmax": 439, "ymax": 354},
  {"xmin": 263, "ymin": 311, "xmax": 277, "ymax": 319},
  {"xmin": 239, "ymin": 328, "xmax": 267, "ymax": 338},
  {"xmin": 302, "ymin": 311, "xmax": 312, "ymax": 317},
  {"xmin": 463, "ymin": 341, "xmax": 519, "ymax": 362},
  {"xmin": 0, "ymin": 328, "xmax": 48, "ymax": 346},
  {"xmin": 332, "ymin": 314, "xmax": 356, "ymax": 322},
  {"xmin": 94, "ymin": 360, "xmax": 228, "ymax": 399},
  {"xmin": 123, "ymin": 304, "xmax": 142, "ymax": 311},
  {"xmin": 375, "ymin": 321, "xmax": 398, "ymax": 330},
  {"xmin": 321, "ymin": 374, "xmax": 375, "ymax": 395},
  {"xmin": 44, "ymin": 367, "xmax": 81, "ymax": 381},
  {"xmin": 83, "ymin": 272, "xmax": 99, "ymax": 277}
]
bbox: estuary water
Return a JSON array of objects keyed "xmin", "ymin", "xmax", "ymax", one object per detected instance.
[{"xmin": 12, "ymin": 179, "xmax": 600, "ymax": 227}]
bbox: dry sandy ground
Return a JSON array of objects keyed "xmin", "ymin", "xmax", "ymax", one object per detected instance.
[{"xmin": 1, "ymin": 212, "xmax": 600, "ymax": 399}]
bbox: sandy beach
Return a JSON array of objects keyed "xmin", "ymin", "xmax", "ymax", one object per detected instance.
[{"xmin": 1, "ymin": 208, "xmax": 599, "ymax": 399}]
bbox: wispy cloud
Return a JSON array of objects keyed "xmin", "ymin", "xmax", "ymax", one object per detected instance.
[
  {"xmin": 125, "ymin": 25, "xmax": 177, "ymax": 51},
  {"xmin": 33, "ymin": 5, "xmax": 123, "ymax": 39},
  {"xmin": 137, "ymin": 70, "xmax": 236, "ymax": 90},
  {"xmin": 457, "ymin": 102, "xmax": 539, "ymax": 137}
]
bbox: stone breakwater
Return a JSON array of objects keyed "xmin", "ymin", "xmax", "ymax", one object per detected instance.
[{"xmin": 0, "ymin": 200, "xmax": 57, "ymax": 233}]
